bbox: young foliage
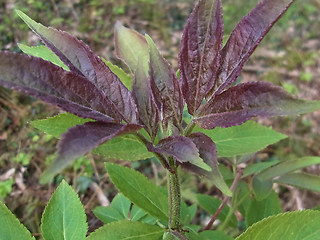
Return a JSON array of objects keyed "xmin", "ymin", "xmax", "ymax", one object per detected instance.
[
  {"xmin": 41, "ymin": 180, "xmax": 88, "ymax": 240},
  {"xmin": 1, "ymin": 0, "xmax": 320, "ymax": 238}
]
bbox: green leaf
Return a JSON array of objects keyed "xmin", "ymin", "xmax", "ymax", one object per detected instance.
[
  {"xmin": 110, "ymin": 193, "xmax": 131, "ymax": 218},
  {"xmin": 86, "ymin": 220, "xmax": 164, "ymax": 240},
  {"xmin": 18, "ymin": 43, "xmax": 69, "ymax": 70},
  {"xmin": 93, "ymin": 206, "xmax": 124, "ymax": 224},
  {"xmin": 105, "ymin": 163, "xmax": 169, "ymax": 221},
  {"xmin": 114, "ymin": 21, "xmax": 149, "ymax": 73},
  {"xmin": 252, "ymin": 177, "xmax": 273, "ymax": 201},
  {"xmin": 180, "ymin": 204, "xmax": 197, "ymax": 225},
  {"xmin": 245, "ymin": 190, "xmax": 282, "ymax": 227},
  {"xmin": 31, "ymin": 113, "xmax": 92, "ymax": 138},
  {"xmin": 93, "ymin": 194, "xmax": 153, "ymax": 224},
  {"xmin": 41, "ymin": 180, "xmax": 88, "ymax": 240},
  {"xmin": 243, "ymin": 160, "xmax": 279, "ymax": 178},
  {"xmin": 196, "ymin": 194, "xmax": 237, "ymax": 227},
  {"xmin": 195, "ymin": 121, "xmax": 287, "ymax": 157},
  {"xmin": 200, "ymin": 230, "xmax": 234, "ymax": 240},
  {"xmin": 93, "ymin": 134, "xmax": 153, "ymax": 161},
  {"xmin": 236, "ymin": 210, "xmax": 320, "ymax": 240},
  {"xmin": 275, "ymin": 172, "xmax": 320, "ymax": 193},
  {"xmin": 255, "ymin": 156, "xmax": 320, "ymax": 181},
  {"xmin": 0, "ymin": 202, "xmax": 35, "ymax": 240},
  {"xmin": 232, "ymin": 180, "xmax": 251, "ymax": 217},
  {"xmin": 101, "ymin": 58, "xmax": 132, "ymax": 90}
]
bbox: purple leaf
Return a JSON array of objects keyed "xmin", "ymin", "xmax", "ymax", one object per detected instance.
[
  {"xmin": 214, "ymin": 0, "xmax": 295, "ymax": 95},
  {"xmin": 147, "ymin": 135, "xmax": 211, "ymax": 171},
  {"xmin": 0, "ymin": 51, "xmax": 120, "ymax": 122},
  {"xmin": 40, "ymin": 122, "xmax": 142, "ymax": 183},
  {"xmin": 16, "ymin": 10, "xmax": 138, "ymax": 123},
  {"xmin": 196, "ymin": 81, "xmax": 320, "ymax": 129},
  {"xmin": 181, "ymin": 132, "xmax": 231, "ymax": 196},
  {"xmin": 132, "ymin": 58, "xmax": 159, "ymax": 139},
  {"xmin": 178, "ymin": 0, "xmax": 223, "ymax": 114},
  {"xmin": 146, "ymin": 35, "xmax": 183, "ymax": 129}
]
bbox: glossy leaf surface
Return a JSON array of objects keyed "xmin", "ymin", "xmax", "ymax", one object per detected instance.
[
  {"xmin": 41, "ymin": 122, "xmax": 141, "ymax": 183},
  {"xmin": 197, "ymin": 82, "xmax": 320, "ymax": 129},
  {"xmin": 179, "ymin": 0, "xmax": 223, "ymax": 114},
  {"xmin": 215, "ymin": 0, "xmax": 295, "ymax": 94},
  {"xmin": 236, "ymin": 210, "xmax": 320, "ymax": 240},
  {"xmin": 87, "ymin": 221, "xmax": 164, "ymax": 240},
  {"xmin": 16, "ymin": 10, "xmax": 138, "ymax": 123},
  {"xmin": 0, "ymin": 202, "xmax": 35, "ymax": 240},
  {"xmin": 41, "ymin": 180, "xmax": 87, "ymax": 240},
  {"xmin": 105, "ymin": 163, "xmax": 169, "ymax": 221},
  {"xmin": 146, "ymin": 35, "xmax": 183, "ymax": 127}
]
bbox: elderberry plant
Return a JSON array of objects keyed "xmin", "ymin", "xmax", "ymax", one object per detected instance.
[{"xmin": 1, "ymin": 0, "xmax": 320, "ymax": 239}]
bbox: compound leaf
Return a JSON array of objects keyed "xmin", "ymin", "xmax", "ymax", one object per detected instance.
[{"xmin": 16, "ymin": 10, "xmax": 138, "ymax": 123}]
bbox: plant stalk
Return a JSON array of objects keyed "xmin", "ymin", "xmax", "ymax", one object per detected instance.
[{"xmin": 167, "ymin": 159, "xmax": 181, "ymax": 231}]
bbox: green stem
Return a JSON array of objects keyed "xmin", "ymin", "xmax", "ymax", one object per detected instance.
[{"xmin": 167, "ymin": 159, "xmax": 181, "ymax": 231}]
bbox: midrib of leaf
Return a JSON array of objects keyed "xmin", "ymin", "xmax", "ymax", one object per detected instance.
[
  {"xmin": 122, "ymin": 230, "xmax": 164, "ymax": 239},
  {"xmin": 194, "ymin": 0, "xmax": 216, "ymax": 111}
]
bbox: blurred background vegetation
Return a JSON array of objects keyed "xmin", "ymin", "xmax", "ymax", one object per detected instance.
[{"xmin": 0, "ymin": 0, "xmax": 320, "ymax": 237}]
